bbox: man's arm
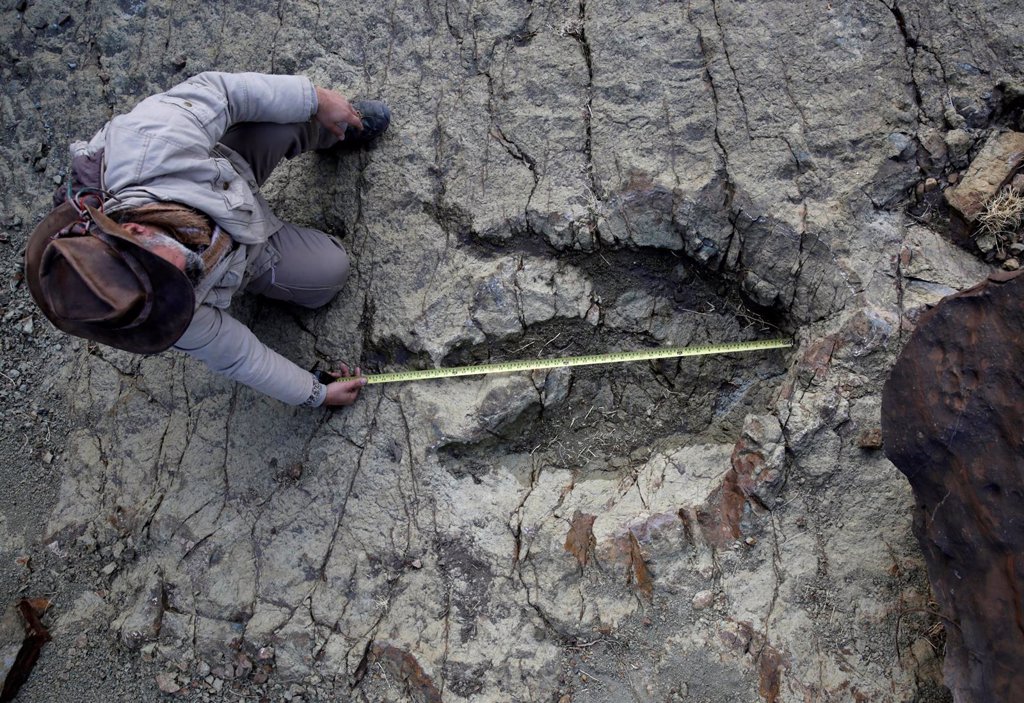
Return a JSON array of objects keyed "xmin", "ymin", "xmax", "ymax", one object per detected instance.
[
  {"xmin": 174, "ymin": 305, "xmax": 364, "ymax": 407},
  {"xmin": 103, "ymin": 72, "xmax": 361, "ymax": 188}
]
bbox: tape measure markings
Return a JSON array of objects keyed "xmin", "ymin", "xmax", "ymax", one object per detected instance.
[{"xmin": 363, "ymin": 338, "xmax": 792, "ymax": 385}]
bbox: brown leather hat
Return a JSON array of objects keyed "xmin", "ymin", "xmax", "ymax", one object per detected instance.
[{"xmin": 25, "ymin": 201, "xmax": 195, "ymax": 354}]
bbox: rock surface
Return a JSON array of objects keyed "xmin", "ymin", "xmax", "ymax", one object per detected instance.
[
  {"xmin": 882, "ymin": 271, "xmax": 1024, "ymax": 703},
  {"xmin": 0, "ymin": 0, "xmax": 1021, "ymax": 701}
]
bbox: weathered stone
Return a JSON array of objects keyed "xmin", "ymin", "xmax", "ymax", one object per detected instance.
[
  {"xmin": 155, "ymin": 672, "xmax": 180, "ymax": 694},
  {"xmin": 882, "ymin": 271, "xmax": 1024, "ymax": 703},
  {"xmin": 691, "ymin": 590, "xmax": 714, "ymax": 610},
  {"xmin": 944, "ymin": 131, "xmax": 1024, "ymax": 222}
]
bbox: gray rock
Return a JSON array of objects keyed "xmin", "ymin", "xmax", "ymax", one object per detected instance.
[{"xmin": 6, "ymin": 1, "xmax": 1023, "ymax": 701}]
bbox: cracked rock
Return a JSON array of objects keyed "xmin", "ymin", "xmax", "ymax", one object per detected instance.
[{"xmin": 8, "ymin": 1, "xmax": 1024, "ymax": 702}]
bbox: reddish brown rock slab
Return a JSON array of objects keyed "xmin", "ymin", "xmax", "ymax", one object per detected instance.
[
  {"xmin": 882, "ymin": 270, "xmax": 1024, "ymax": 703},
  {"xmin": 944, "ymin": 130, "xmax": 1024, "ymax": 222}
]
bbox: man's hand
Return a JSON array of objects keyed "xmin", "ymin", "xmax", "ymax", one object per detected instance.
[
  {"xmin": 323, "ymin": 364, "xmax": 367, "ymax": 406},
  {"xmin": 315, "ymin": 87, "xmax": 363, "ymax": 141}
]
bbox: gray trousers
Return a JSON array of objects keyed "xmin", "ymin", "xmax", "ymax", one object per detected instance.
[{"xmin": 219, "ymin": 121, "xmax": 349, "ymax": 309}]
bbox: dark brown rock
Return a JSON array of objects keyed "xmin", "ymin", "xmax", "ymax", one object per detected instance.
[{"xmin": 882, "ymin": 271, "xmax": 1024, "ymax": 703}]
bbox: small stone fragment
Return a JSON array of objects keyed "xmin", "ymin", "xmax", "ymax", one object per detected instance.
[
  {"xmin": 692, "ymin": 590, "xmax": 714, "ymax": 610},
  {"xmin": 744, "ymin": 536, "xmax": 758, "ymax": 546},
  {"xmin": 101, "ymin": 562, "xmax": 117, "ymax": 576},
  {"xmin": 256, "ymin": 646, "xmax": 275, "ymax": 661},
  {"xmin": 234, "ymin": 653, "xmax": 252, "ymax": 678},
  {"xmin": 857, "ymin": 428, "xmax": 883, "ymax": 449},
  {"xmin": 1003, "ymin": 258, "xmax": 1020, "ymax": 271},
  {"xmin": 564, "ymin": 512, "xmax": 597, "ymax": 568},
  {"xmin": 944, "ymin": 107, "xmax": 966, "ymax": 129},
  {"xmin": 976, "ymin": 232, "xmax": 998, "ymax": 253},
  {"xmin": 155, "ymin": 672, "xmax": 180, "ymax": 693},
  {"xmin": 411, "ymin": 558, "xmax": 422, "ymax": 569},
  {"xmin": 945, "ymin": 128, "xmax": 973, "ymax": 161}
]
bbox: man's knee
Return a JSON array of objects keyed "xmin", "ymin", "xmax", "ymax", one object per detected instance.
[
  {"xmin": 319, "ymin": 238, "xmax": 350, "ymax": 292},
  {"xmin": 291, "ymin": 235, "xmax": 349, "ymax": 309}
]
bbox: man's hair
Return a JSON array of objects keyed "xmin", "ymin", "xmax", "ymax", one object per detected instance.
[
  {"xmin": 115, "ymin": 203, "xmax": 216, "ymax": 285},
  {"xmin": 115, "ymin": 203, "xmax": 214, "ymax": 247}
]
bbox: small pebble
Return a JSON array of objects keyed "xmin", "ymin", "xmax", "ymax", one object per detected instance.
[
  {"xmin": 155, "ymin": 672, "xmax": 180, "ymax": 694},
  {"xmin": 692, "ymin": 590, "xmax": 714, "ymax": 610}
]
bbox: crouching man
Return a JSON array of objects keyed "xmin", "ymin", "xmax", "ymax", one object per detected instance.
[{"xmin": 24, "ymin": 72, "xmax": 390, "ymax": 408}]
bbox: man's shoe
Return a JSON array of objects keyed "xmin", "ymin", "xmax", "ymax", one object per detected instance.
[{"xmin": 343, "ymin": 100, "xmax": 391, "ymax": 147}]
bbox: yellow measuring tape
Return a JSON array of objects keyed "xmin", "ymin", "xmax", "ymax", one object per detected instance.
[{"xmin": 361, "ymin": 338, "xmax": 792, "ymax": 385}]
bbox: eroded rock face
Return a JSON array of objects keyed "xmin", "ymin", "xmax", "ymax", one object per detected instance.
[
  {"xmin": 882, "ymin": 271, "xmax": 1024, "ymax": 703},
  {"xmin": 1, "ymin": 0, "xmax": 1022, "ymax": 701}
]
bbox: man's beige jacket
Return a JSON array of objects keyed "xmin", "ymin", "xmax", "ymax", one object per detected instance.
[{"xmin": 76, "ymin": 72, "xmax": 325, "ymax": 406}]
